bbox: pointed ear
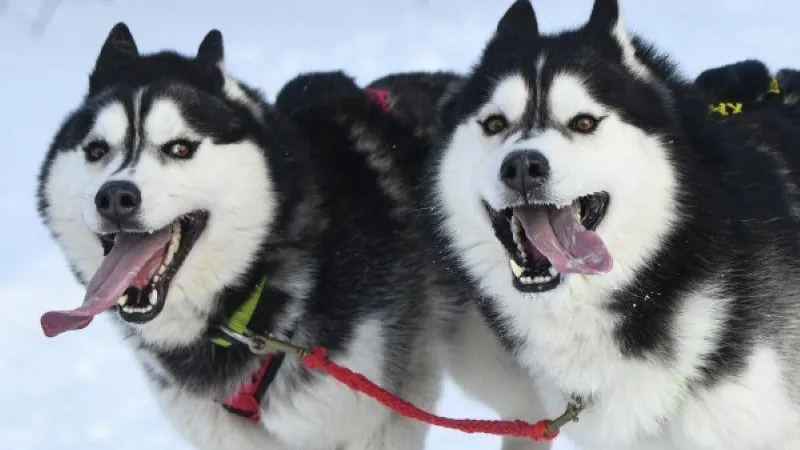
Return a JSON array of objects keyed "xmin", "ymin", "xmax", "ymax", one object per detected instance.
[
  {"xmin": 586, "ymin": 0, "xmax": 620, "ymax": 32},
  {"xmin": 196, "ymin": 29, "xmax": 225, "ymax": 69},
  {"xmin": 496, "ymin": 0, "xmax": 538, "ymax": 36},
  {"xmin": 95, "ymin": 22, "xmax": 139, "ymax": 72}
]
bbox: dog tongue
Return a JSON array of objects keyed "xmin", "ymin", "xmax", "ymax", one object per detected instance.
[
  {"xmin": 40, "ymin": 229, "xmax": 171, "ymax": 337},
  {"xmin": 514, "ymin": 205, "xmax": 612, "ymax": 275}
]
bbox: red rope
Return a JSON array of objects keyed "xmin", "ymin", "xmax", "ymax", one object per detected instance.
[{"xmin": 302, "ymin": 346, "xmax": 557, "ymax": 442}]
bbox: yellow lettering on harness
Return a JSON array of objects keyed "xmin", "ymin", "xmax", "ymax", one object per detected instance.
[
  {"xmin": 708, "ymin": 102, "xmax": 744, "ymax": 116},
  {"xmin": 768, "ymin": 77, "xmax": 781, "ymax": 95},
  {"xmin": 726, "ymin": 102, "xmax": 743, "ymax": 114},
  {"xmin": 709, "ymin": 103, "xmax": 728, "ymax": 115}
]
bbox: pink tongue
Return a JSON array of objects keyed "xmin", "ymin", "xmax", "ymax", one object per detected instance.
[
  {"xmin": 515, "ymin": 205, "xmax": 612, "ymax": 275},
  {"xmin": 40, "ymin": 229, "xmax": 171, "ymax": 337}
]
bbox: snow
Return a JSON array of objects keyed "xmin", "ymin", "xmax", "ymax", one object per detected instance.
[{"xmin": 0, "ymin": 1, "xmax": 797, "ymax": 449}]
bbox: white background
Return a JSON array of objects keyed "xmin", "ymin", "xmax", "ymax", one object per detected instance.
[{"xmin": 1, "ymin": 1, "xmax": 798, "ymax": 449}]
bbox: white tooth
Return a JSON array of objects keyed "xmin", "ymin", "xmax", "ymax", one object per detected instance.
[
  {"xmin": 117, "ymin": 294, "xmax": 128, "ymax": 306},
  {"xmin": 520, "ymin": 276, "xmax": 534, "ymax": 284},
  {"xmin": 157, "ymin": 264, "xmax": 166, "ymax": 276},
  {"xmin": 149, "ymin": 289, "xmax": 158, "ymax": 305},
  {"xmin": 509, "ymin": 259, "xmax": 525, "ymax": 278},
  {"xmin": 511, "ymin": 221, "xmax": 525, "ymax": 249},
  {"xmin": 164, "ymin": 252, "xmax": 174, "ymax": 266},
  {"xmin": 122, "ymin": 305, "xmax": 135, "ymax": 314},
  {"xmin": 548, "ymin": 266, "xmax": 558, "ymax": 277}
]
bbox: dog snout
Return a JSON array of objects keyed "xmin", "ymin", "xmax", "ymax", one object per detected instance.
[
  {"xmin": 94, "ymin": 180, "xmax": 142, "ymax": 223},
  {"xmin": 499, "ymin": 150, "xmax": 550, "ymax": 195}
]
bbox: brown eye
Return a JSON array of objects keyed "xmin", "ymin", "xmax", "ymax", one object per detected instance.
[
  {"xmin": 162, "ymin": 140, "xmax": 199, "ymax": 159},
  {"xmin": 83, "ymin": 140, "xmax": 110, "ymax": 162},
  {"xmin": 480, "ymin": 114, "xmax": 509, "ymax": 136},
  {"xmin": 568, "ymin": 114, "xmax": 601, "ymax": 134}
]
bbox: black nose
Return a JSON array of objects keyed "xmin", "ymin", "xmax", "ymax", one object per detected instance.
[
  {"xmin": 94, "ymin": 180, "xmax": 141, "ymax": 222},
  {"xmin": 499, "ymin": 150, "xmax": 550, "ymax": 194}
]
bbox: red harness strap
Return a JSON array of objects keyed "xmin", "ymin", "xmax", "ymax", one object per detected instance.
[
  {"xmin": 364, "ymin": 88, "xmax": 391, "ymax": 113},
  {"xmin": 220, "ymin": 354, "xmax": 275, "ymax": 422}
]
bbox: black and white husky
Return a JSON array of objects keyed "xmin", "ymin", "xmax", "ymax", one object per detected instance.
[
  {"xmin": 427, "ymin": 0, "xmax": 800, "ymax": 448},
  {"xmin": 36, "ymin": 24, "xmax": 459, "ymax": 450}
]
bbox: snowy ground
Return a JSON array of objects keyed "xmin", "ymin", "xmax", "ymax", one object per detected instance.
[{"xmin": 1, "ymin": 1, "xmax": 798, "ymax": 449}]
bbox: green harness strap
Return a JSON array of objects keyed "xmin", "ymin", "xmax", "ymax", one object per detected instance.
[{"xmin": 211, "ymin": 276, "xmax": 267, "ymax": 347}]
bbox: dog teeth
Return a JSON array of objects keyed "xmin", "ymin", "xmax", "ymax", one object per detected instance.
[
  {"xmin": 519, "ymin": 274, "xmax": 556, "ymax": 285},
  {"xmin": 121, "ymin": 303, "xmax": 155, "ymax": 315},
  {"xmin": 149, "ymin": 289, "xmax": 158, "ymax": 306},
  {"xmin": 117, "ymin": 294, "xmax": 128, "ymax": 306},
  {"xmin": 510, "ymin": 217, "xmax": 528, "ymax": 259},
  {"xmin": 164, "ymin": 222, "xmax": 182, "ymax": 266},
  {"xmin": 548, "ymin": 266, "xmax": 558, "ymax": 277},
  {"xmin": 509, "ymin": 259, "xmax": 525, "ymax": 278}
]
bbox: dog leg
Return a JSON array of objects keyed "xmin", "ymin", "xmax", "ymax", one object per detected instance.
[
  {"xmin": 345, "ymin": 328, "xmax": 444, "ymax": 450},
  {"xmin": 148, "ymin": 381, "xmax": 293, "ymax": 450},
  {"xmin": 445, "ymin": 305, "xmax": 552, "ymax": 450}
]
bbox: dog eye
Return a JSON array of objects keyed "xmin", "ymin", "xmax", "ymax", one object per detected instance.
[
  {"xmin": 83, "ymin": 140, "xmax": 110, "ymax": 162},
  {"xmin": 162, "ymin": 140, "xmax": 199, "ymax": 159},
  {"xmin": 479, "ymin": 114, "xmax": 509, "ymax": 136},
  {"xmin": 567, "ymin": 114, "xmax": 601, "ymax": 134}
]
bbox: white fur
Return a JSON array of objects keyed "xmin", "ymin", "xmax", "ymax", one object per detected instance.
[
  {"xmin": 47, "ymin": 96, "xmax": 277, "ymax": 349},
  {"xmin": 445, "ymin": 306, "xmax": 552, "ymax": 450},
  {"xmin": 611, "ymin": 19, "xmax": 652, "ymax": 82},
  {"xmin": 436, "ymin": 70, "xmax": 800, "ymax": 449}
]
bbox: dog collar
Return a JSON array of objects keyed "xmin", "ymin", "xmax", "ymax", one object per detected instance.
[{"xmin": 210, "ymin": 276, "xmax": 287, "ymax": 422}]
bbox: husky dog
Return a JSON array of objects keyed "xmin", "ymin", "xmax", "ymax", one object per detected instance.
[
  {"xmin": 37, "ymin": 24, "xmax": 455, "ymax": 450},
  {"xmin": 427, "ymin": 0, "xmax": 800, "ymax": 448},
  {"xmin": 275, "ymin": 69, "xmax": 550, "ymax": 450}
]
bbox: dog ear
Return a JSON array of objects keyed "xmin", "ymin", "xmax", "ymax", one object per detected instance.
[
  {"xmin": 94, "ymin": 22, "xmax": 139, "ymax": 73},
  {"xmin": 496, "ymin": 0, "xmax": 538, "ymax": 37},
  {"xmin": 586, "ymin": 0, "xmax": 620, "ymax": 32},
  {"xmin": 196, "ymin": 29, "xmax": 225, "ymax": 69}
]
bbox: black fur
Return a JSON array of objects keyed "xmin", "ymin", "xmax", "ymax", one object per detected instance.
[
  {"xmin": 425, "ymin": 0, "xmax": 800, "ymax": 391},
  {"xmin": 366, "ymin": 71, "xmax": 462, "ymax": 142},
  {"xmin": 694, "ymin": 59, "xmax": 774, "ymax": 104}
]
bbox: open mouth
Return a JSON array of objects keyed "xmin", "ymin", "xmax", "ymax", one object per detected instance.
[
  {"xmin": 40, "ymin": 211, "xmax": 209, "ymax": 337},
  {"xmin": 488, "ymin": 192, "xmax": 612, "ymax": 293}
]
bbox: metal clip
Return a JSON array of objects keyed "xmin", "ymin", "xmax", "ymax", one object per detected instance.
[
  {"xmin": 217, "ymin": 325, "xmax": 311, "ymax": 358},
  {"xmin": 248, "ymin": 334, "xmax": 310, "ymax": 358},
  {"xmin": 545, "ymin": 397, "xmax": 586, "ymax": 436}
]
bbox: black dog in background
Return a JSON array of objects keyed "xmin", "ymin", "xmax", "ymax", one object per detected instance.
[{"xmin": 695, "ymin": 59, "xmax": 800, "ymax": 115}]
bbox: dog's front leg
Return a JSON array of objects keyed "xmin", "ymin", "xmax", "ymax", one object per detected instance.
[
  {"xmin": 445, "ymin": 306, "xmax": 553, "ymax": 450},
  {"xmin": 148, "ymin": 381, "xmax": 292, "ymax": 450}
]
